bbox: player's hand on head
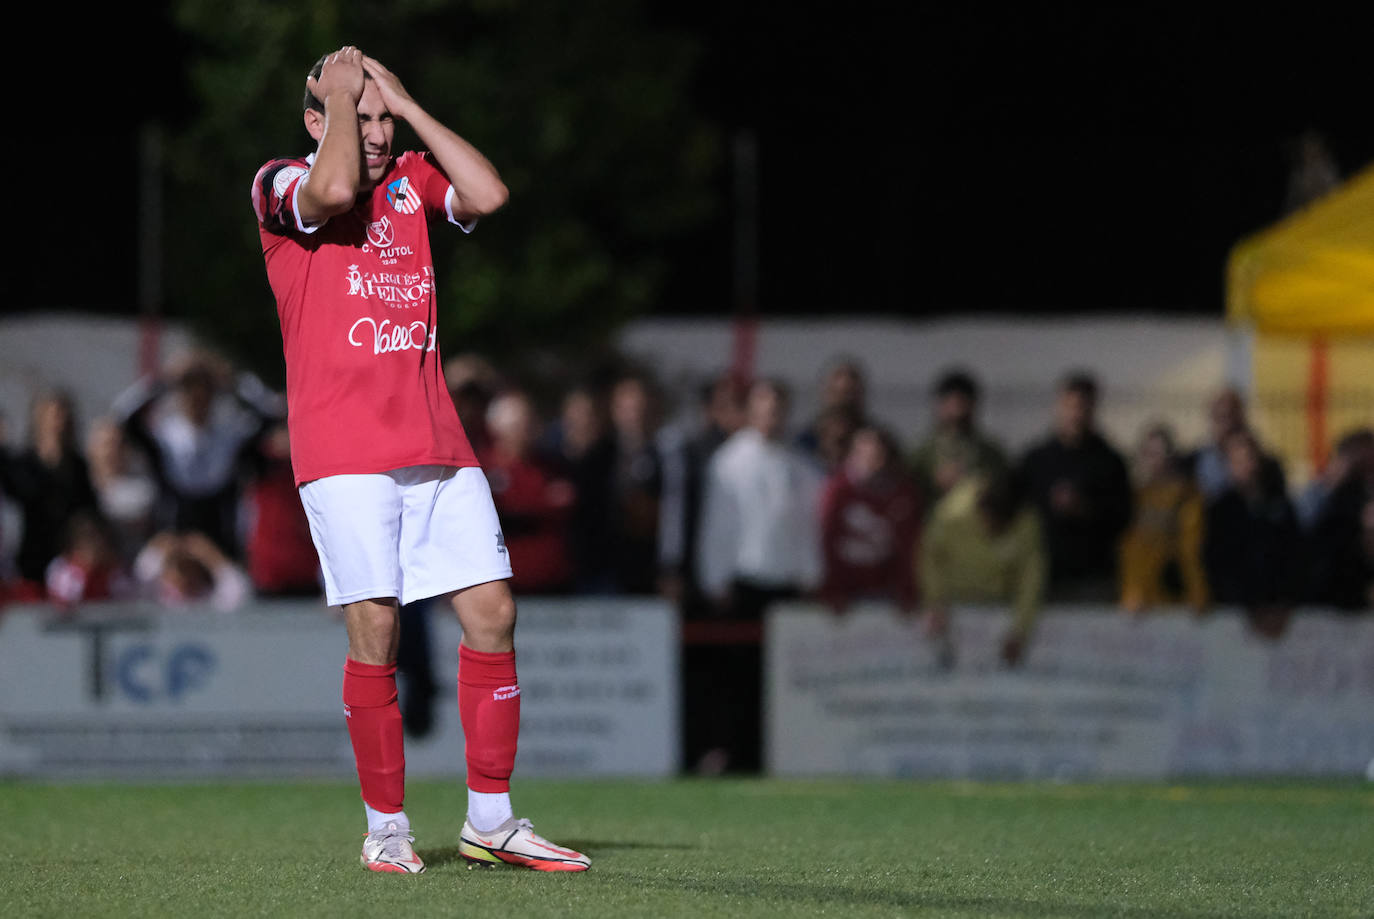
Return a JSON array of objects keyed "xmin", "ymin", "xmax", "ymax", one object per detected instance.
[
  {"xmin": 361, "ymin": 55, "xmax": 416, "ymax": 115},
  {"xmin": 309, "ymin": 46, "xmax": 367, "ymax": 105}
]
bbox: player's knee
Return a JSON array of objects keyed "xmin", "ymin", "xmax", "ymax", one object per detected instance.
[
  {"xmin": 455, "ymin": 587, "xmax": 517, "ymax": 650},
  {"xmin": 478, "ymin": 592, "xmax": 517, "ymax": 638},
  {"xmin": 345, "ymin": 598, "xmax": 401, "ymax": 662}
]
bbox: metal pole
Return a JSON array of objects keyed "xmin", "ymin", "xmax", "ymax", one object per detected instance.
[
  {"xmin": 731, "ymin": 129, "xmax": 759, "ymax": 387},
  {"xmin": 138, "ymin": 123, "xmax": 164, "ymax": 377}
]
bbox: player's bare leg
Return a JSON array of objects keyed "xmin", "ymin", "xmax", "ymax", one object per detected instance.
[
  {"xmin": 450, "ymin": 581, "xmax": 590, "ymax": 871},
  {"xmin": 343, "ymin": 598, "xmax": 423, "ymax": 873},
  {"xmin": 346, "ymin": 597, "xmax": 402, "ymax": 664},
  {"xmin": 450, "ymin": 579, "xmax": 516, "ymax": 653}
]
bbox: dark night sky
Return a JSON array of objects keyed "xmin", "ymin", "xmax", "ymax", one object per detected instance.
[
  {"xmin": 23, "ymin": 4, "xmax": 1374, "ymax": 321},
  {"xmin": 662, "ymin": 4, "xmax": 1374, "ymax": 317}
]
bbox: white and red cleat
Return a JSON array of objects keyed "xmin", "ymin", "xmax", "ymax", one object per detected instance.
[
  {"xmin": 459, "ymin": 817, "xmax": 590, "ymax": 872},
  {"xmin": 360, "ymin": 821, "xmax": 426, "ymax": 874}
]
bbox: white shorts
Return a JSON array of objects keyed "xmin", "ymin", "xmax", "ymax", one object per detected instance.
[{"xmin": 299, "ymin": 465, "xmax": 513, "ymax": 607}]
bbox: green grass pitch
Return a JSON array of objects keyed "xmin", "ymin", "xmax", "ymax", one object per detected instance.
[{"xmin": 4, "ymin": 778, "xmax": 1371, "ymax": 917}]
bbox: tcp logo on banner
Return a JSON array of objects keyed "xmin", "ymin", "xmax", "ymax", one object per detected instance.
[
  {"xmin": 42, "ymin": 611, "xmax": 219, "ymax": 705},
  {"xmin": 115, "ymin": 643, "xmax": 217, "ymax": 703}
]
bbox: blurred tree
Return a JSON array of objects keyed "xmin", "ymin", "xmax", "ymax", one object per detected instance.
[{"xmin": 168, "ymin": 0, "xmax": 719, "ymax": 383}]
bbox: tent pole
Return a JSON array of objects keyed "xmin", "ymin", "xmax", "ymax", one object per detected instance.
[{"xmin": 1307, "ymin": 336, "xmax": 1329, "ymax": 474}]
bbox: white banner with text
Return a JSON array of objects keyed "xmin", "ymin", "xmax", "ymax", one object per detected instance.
[
  {"xmin": 766, "ymin": 605, "xmax": 1374, "ymax": 778},
  {"xmin": 0, "ymin": 599, "xmax": 678, "ymax": 779}
]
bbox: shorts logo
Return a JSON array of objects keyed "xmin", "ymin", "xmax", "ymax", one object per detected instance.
[
  {"xmin": 388, "ymin": 176, "xmax": 421, "ymax": 215},
  {"xmin": 366, "ymin": 216, "xmax": 394, "ymax": 248},
  {"xmin": 492, "ymin": 684, "xmax": 520, "ymax": 701},
  {"xmin": 496, "ymin": 532, "xmax": 507, "ymax": 554}
]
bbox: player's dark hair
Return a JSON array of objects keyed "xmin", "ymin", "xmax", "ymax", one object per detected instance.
[
  {"xmin": 1060, "ymin": 371, "xmax": 1099, "ymax": 403},
  {"xmin": 304, "ymin": 52, "xmax": 372, "ymax": 114},
  {"xmin": 933, "ymin": 368, "xmax": 980, "ymax": 401}
]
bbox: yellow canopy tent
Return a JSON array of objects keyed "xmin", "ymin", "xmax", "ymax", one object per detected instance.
[{"xmin": 1226, "ymin": 164, "xmax": 1374, "ymax": 480}]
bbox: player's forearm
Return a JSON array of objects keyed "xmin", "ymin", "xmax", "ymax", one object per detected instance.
[
  {"xmin": 400, "ymin": 102, "xmax": 508, "ymax": 216},
  {"xmin": 303, "ymin": 93, "xmax": 365, "ymax": 214}
]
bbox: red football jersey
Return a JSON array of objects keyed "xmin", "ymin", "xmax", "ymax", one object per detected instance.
[{"xmin": 251, "ymin": 151, "xmax": 479, "ymax": 484}]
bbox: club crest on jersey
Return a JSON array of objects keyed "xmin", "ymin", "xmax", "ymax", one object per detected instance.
[
  {"xmin": 366, "ymin": 216, "xmax": 395, "ymax": 249},
  {"xmin": 388, "ymin": 176, "xmax": 421, "ymax": 215}
]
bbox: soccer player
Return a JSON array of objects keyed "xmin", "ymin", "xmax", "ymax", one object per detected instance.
[{"xmin": 251, "ymin": 46, "xmax": 589, "ymax": 874}]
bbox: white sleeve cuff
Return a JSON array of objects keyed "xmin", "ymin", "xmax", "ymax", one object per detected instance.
[
  {"xmin": 292, "ymin": 177, "xmax": 322, "ymax": 235},
  {"xmin": 444, "ymin": 185, "xmax": 478, "ymax": 233}
]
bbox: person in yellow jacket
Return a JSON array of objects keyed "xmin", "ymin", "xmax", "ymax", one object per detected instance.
[
  {"xmin": 919, "ymin": 472, "xmax": 1046, "ymax": 666},
  {"xmin": 1118, "ymin": 425, "xmax": 1209, "ymax": 615}
]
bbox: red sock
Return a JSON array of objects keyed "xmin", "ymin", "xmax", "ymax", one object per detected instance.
[
  {"xmin": 458, "ymin": 646, "xmax": 520, "ymax": 792},
  {"xmin": 343, "ymin": 659, "xmax": 405, "ymax": 813}
]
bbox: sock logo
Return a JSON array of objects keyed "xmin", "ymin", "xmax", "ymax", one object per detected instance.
[
  {"xmin": 344, "ymin": 705, "xmax": 352, "ymax": 718},
  {"xmin": 492, "ymin": 684, "xmax": 520, "ymax": 701}
]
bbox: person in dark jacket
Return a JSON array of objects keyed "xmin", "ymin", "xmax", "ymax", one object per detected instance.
[
  {"xmin": 1185, "ymin": 388, "xmax": 1287, "ymax": 501},
  {"xmin": 1018, "ymin": 372, "xmax": 1132, "ymax": 601},
  {"xmin": 796, "ymin": 358, "xmax": 868, "ymax": 466},
  {"xmin": 0, "ymin": 391, "xmax": 98, "ymax": 588},
  {"xmin": 1204, "ymin": 429, "xmax": 1304, "ymax": 635},
  {"xmin": 657, "ymin": 374, "xmax": 745, "ymax": 615},
  {"xmin": 1306, "ymin": 428, "xmax": 1373, "ymax": 611},
  {"xmin": 553, "ymin": 386, "xmax": 618, "ymax": 594},
  {"xmin": 605, "ymin": 374, "xmax": 663, "ymax": 594}
]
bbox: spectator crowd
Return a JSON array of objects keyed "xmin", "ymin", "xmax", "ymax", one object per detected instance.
[
  {"xmin": 2, "ymin": 348, "xmax": 1371, "ymax": 769},
  {"xmin": 2, "ymin": 351, "xmax": 1371, "ymax": 625}
]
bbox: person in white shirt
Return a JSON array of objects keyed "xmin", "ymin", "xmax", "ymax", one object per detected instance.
[
  {"xmin": 697, "ymin": 379, "xmax": 824, "ymax": 612},
  {"xmin": 688, "ymin": 378, "xmax": 823, "ymax": 774},
  {"xmin": 112, "ymin": 352, "xmax": 281, "ymax": 554}
]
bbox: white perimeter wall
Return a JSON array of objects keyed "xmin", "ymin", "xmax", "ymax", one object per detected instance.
[
  {"xmin": 0, "ymin": 313, "xmax": 1234, "ymax": 457},
  {"xmin": 767, "ymin": 604, "xmax": 1374, "ymax": 780},
  {"xmin": 0, "ymin": 315, "xmax": 194, "ymax": 444},
  {"xmin": 620, "ymin": 315, "xmax": 1235, "ymax": 454}
]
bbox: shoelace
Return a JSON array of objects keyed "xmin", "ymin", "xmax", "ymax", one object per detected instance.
[
  {"xmin": 512, "ymin": 818, "xmax": 562, "ymax": 849},
  {"xmin": 371, "ymin": 826, "xmax": 415, "ymax": 859}
]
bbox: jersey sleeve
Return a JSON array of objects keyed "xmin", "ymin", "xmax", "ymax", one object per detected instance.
[
  {"xmin": 407, "ymin": 151, "xmax": 477, "ymax": 234},
  {"xmin": 251, "ymin": 158, "xmax": 322, "ymax": 236}
]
